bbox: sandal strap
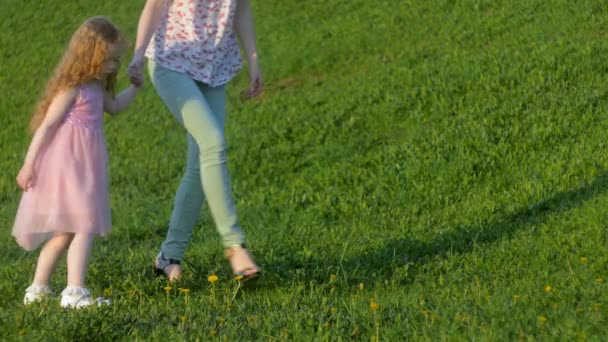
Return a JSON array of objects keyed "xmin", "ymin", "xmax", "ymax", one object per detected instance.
[{"xmin": 157, "ymin": 252, "xmax": 181, "ymax": 270}]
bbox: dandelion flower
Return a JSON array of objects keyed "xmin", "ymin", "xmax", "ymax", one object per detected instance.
[
  {"xmin": 513, "ymin": 294, "xmax": 520, "ymax": 301},
  {"xmin": 370, "ymin": 301, "xmax": 380, "ymax": 311},
  {"xmin": 580, "ymin": 257, "xmax": 588, "ymax": 264},
  {"xmin": 596, "ymin": 278, "xmax": 604, "ymax": 283},
  {"xmin": 181, "ymin": 315, "xmax": 187, "ymax": 321},
  {"xmin": 208, "ymin": 274, "xmax": 219, "ymax": 283},
  {"xmin": 19, "ymin": 330, "xmax": 26, "ymax": 336},
  {"xmin": 210, "ymin": 329, "xmax": 217, "ymax": 336},
  {"xmin": 544, "ymin": 285, "xmax": 552, "ymax": 293},
  {"xmin": 234, "ymin": 275, "xmax": 244, "ymax": 281},
  {"xmin": 104, "ymin": 288, "xmax": 112, "ymax": 296},
  {"xmin": 164, "ymin": 286, "xmax": 173, "ymax": 292},
  {"xmin": 538, "ymin": 316, "xmax": 547, "ymax": 323},
  {"xmin": 178, "ymin": 288, "xmax": 190, "ymax": 293},
  {"xmin": 359, "ymin": 283, "xmax": 364, "ymax": 291},
  {"xmin": 330, "ymin": 274, "xmax": 337, "ymax": 282}
]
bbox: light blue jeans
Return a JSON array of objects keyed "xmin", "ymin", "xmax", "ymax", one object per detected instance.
[{"xmin": 148, "ymin": 60, "xmax": 245, "ymax": 260}]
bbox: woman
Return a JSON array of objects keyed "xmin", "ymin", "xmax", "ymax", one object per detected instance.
[{"xmin": 127, "ymin": 0, "xmax": 262, "ymax": 282}]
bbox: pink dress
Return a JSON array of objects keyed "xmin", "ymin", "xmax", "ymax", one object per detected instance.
[{"xmin": 12, "ymin": 83, "xmax": 111, "ymax": 251}]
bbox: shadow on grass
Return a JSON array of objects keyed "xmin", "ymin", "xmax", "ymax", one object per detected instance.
[
  {"xmin": 260, "ymin": 171, "xmax": 608, "ymax": 288},
  {"xmin": 335, "ymin": 171, "xmax": 608, "ymax": 285}
]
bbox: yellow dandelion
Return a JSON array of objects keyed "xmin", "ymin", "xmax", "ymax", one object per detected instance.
[
  {"xmin": 208, "ymin": 274, "xmax": 219, "ymax": 283},
  {"xmin": 580, "ymin": 257, "xmax": 588, "ymax": 264},
  {"xmin": 538, "ymin": 316, "xmax": 547, "ymax": 323},
  {"xmin": 330, "ymin": 274, "xmax": 337, "ymax": 282},
  {"xmin": 247, "ymin": 316, "xmax": 255, "ymax": 322},
  {"xmin": 164, "ymin": 286, "xmax": 172, "ymax": 292},
  {"xmin": 104, "ymin": 288, "xmax": 112, "ymax": 296},
  {"xmin": 370, "ymin": 302, "xmax": 380, "ymax": 311},
  {"xmin": 19, "ymin": 330, "xmax": 26, "ymax": 336},
  {"xmin": 178, "ymin": 288, "xmax": 190, "ymax": 293},
  {"xmin": 544, "ymin": 285, "xmax": 552, "ymax": 293},
  {"xmin": 234, "ymin": 275, "xmax": 244, "ymax": 281},
  {"xmin": 181, "ymin": 315, "xmax": 187, "ymax": 321},
  {"xmin": 358, "ymin": 283, "xmax": 364, "ymax": 291},
  {"xmin": 210, "ymin": 329, "xmax": 217, "ymax": 336},
  {"xmin": 217, "ymin": 317, "xmax": 226, "ymax": 324},
  {"xmin": 513, "ymin": 294, "xmax": 520, "ymax": 301},
  {"xmin": 596, "ymin": 278, "xmax": 604, "ymax": 283}
]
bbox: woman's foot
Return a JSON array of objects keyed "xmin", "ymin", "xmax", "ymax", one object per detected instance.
[
  {"xmin": 154, "ymin": 252, "xmax": 182, "ymax": 282},
  {"xmin": 23, "ymin": 284, "xmax": 52, "ymax": 305},
  {"xmin": 224, "ymin": 244, "xmax": 261, "ymax": 281},
  {"xmin": 60, "ymin": 287, "xmax": 111, "ymax": 309}
]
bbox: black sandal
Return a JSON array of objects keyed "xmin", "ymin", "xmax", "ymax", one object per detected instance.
[{"xmin": 154, "ymin": 252, "xmax": 182, "ymax": 281}]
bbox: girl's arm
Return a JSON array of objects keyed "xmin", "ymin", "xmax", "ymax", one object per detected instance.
[
  {"xmin": 17, "ymin": 88, "xmax": 78, "ymax": 191},
  {"xmin": 104, "ymin": 85, "xmax": 140, "ymax": 115},
  {"xmin": 234, "ymin": 0, "xmax": 263, "ymax": 98}
]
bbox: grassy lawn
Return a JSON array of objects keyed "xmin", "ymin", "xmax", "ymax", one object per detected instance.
[{"xmin": 1, "ymin": 0, "xmax": 607, "ymax": 340}]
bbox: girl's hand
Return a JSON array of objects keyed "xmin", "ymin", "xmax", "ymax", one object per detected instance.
[
  {"xmin": 130, "ymin": 72, "xmax": 144, "ymax": 89},
  {"xmin": 242, "ymin": 63, "xmax": 263, "ymax": 100},
  {"xmin": 16, "ymin": 164, "xmax": 35, "ymax": 191}
]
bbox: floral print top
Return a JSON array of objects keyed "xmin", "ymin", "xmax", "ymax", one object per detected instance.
[{"xmin": 145, "ymin": 0, "xmax": 243, "ymax": 86}]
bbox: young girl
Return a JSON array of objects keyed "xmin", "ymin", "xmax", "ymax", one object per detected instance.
[{"xmin": 12, "ymin": 16, "xmax": 142, "ymax": 308}]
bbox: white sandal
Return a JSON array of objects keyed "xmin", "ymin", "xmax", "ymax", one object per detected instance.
[
  {"xmin": 23, "ymin": 284, "xmax": 52, "ymax": 305},
  {"xmin": 60, "ymin": 287, "xmax": 111, "ymax": 309}
]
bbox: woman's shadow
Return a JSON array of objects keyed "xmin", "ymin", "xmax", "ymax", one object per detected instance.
[{"xmin": 316, "ymin": 171, "xmax": 608, "ymax": 286}]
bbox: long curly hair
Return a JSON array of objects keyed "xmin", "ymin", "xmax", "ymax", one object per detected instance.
[{"xmin": 29, "ymin": 16, "xmax": 125, "ymax": 132}]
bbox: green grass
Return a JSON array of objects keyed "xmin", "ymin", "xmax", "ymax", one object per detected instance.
[{"xmin": 1, "ymin": 0, "xmax": 607, "ymax": 340}]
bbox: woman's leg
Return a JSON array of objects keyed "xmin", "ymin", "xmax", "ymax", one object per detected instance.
[
  {"xmin": 32, "ymin": 232, "xmax": 73, "ymax": 286},
  {"xmin": 197, "ymin": 83, "xmax": 260, "ymax": 274},
  {"xmin": 148, "ymin": 61, "xmax": 245, "ymax": 257}
]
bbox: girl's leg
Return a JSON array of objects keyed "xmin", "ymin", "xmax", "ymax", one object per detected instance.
[
  {"xmin": 66, "ymin": 233, "xmax": 94, "ymax": 287},
  {"xmin": 61, "ymin": 233, "xmax": 110, "ymax": 308},
  {"xmin": 32, "ymin": 232, "xmax": 74, "ymax": 286},
  {"xmin": 148, "ymin": 61, "xmax": 246, "ymax": 254}
]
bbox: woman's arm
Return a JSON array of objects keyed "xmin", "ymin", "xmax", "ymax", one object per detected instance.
[
  {"xmin": 127, "ymin": 0, "xmax": 167, "ymax": 81},
  {"xmin": 17, "ymin": 88, "xmax": 77, "ymax": 191},
  {"xmin": 133, "ymin": 0, "xmax": 167, "ymax": 58},
  {"xmin": 234, "ymin": 0, "xmax": 263, "ymax": 98},
  {"xmin": 234, "ymin": 0, "xmax": 258, "ymax": 65}
]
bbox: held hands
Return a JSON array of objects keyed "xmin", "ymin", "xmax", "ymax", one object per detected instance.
[
  {"xmin": 16, "ymin": 164, "xmax": 35, "ymax": 191},
  {"xmin": 127, "ymin": 54, "xmax": 145, "ymax": 88}
]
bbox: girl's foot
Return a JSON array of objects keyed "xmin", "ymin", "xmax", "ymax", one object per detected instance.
[
  {"xmin": 224, "ymin": 244, "xmax": 261, "ymax": 281},
  {"xmin": 154, "ymin": 252, "xmax": 182, "ymax": 282},
  {"xmin": 60, "ymin": 287, "xmax": 111, "ymax": 309},
  {"xmin": 23, "ymin": 284, "xmax": 52, "ymax": 305}
]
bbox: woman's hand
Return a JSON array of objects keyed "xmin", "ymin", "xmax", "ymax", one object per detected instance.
[
  {"xmin": 242, "ymin": 61, "xmax": 263, "ymax": 99},
  {"xmin": 16, "ymin": 163, "xmax": 35, "ymax": 191}
]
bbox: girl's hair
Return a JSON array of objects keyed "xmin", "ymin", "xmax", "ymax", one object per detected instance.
[{"xmin": 30, "ymin": 16, "xmax": 125, "ymax": 132}]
